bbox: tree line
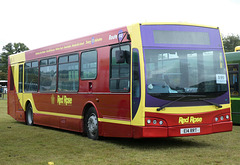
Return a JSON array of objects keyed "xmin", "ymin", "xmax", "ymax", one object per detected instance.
[
  {"xmin": 0, "ymin": 43, "xmax": 29, "ymax": 80},
  {"xmin": 222, "ymin": 34, "xmax": 240, "ymax": 52},
  {"xmin": 0, "ymin": 34, "xmax": 240, "ymax": 80}
]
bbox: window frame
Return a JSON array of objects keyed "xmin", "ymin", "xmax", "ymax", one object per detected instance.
[
  {"xmin": 39, "ymin": 57, "xmax": 57, "ymax": 93},
  {"xmin": 80, "ymin": 50, "xmax": 98, "ymax": 80},
  {"xmin": 109, "ymin": 44, "xmax": 131, "ymax": 93},
  {"xmin": 18, "ymin": 64, "xmax": 23, "ymax": 93},
  {"xmin": 228, "ymin": 63, "xmax": 239, "ymax": 96},
  {"xmin": 24, "ymin": 60, "xmax": 39, "ymax": 93},
  {"xmin": 132, "ymin": 48, "xmax": 141, "ymax": 98},
  {"xmin": 58, "ymin": 53, "xmax": 79, "ymax": 93}
]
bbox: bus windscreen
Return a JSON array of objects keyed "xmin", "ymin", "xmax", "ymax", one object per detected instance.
[{"xmin": 145, "ymin": 49, "xmax": 228, "ymax": 99}]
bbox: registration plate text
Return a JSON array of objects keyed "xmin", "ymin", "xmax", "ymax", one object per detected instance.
[{"xmin": 180, "ymin": 127, "xmax": 200, "ymax": 134}]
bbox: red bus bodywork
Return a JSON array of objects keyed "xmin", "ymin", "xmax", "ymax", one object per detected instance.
[{"xmin": 8, "ymin": 23, "xmax": 232, "ymax": 139}]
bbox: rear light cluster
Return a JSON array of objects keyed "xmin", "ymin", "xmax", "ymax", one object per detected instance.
[
  {"xmin": 145, "ymin": 118, "xmax": 167, "ymax": 126},
  {"xmin": 214, "ymin": 113, "xmax": 231, "ymax": 123}
]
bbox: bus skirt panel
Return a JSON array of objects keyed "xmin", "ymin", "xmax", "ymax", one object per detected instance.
[{"xmin": 132, "ymin": 121, "xmax": 232, "ymax": 138}]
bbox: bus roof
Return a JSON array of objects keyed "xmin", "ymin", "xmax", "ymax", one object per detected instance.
[
  {"xmin": 9, "ymin": 26, "xmax": 129, "ymax": 64},
  {"xmin": 141, "ymin": 22, "xmax": 218, "ymax": 29},
  {"xmin": 9, "ymin": 22, "xmax": 219, "ymax": 64},
  {"xmin": 225, "ymin": 51, "xmax": 240, "ymax": 63}
]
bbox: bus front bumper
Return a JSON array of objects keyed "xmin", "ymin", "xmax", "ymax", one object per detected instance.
[{"xmin": 133, "ymin": 121, "xmax": 232, "ymax": 138}]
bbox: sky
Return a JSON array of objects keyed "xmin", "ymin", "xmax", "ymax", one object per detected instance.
[{"xmin": 0, "ymin": 0, "xmax": 239, "ymax": 52}]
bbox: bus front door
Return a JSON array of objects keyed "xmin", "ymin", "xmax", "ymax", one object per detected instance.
[{"xmin": 16, "ymin": 64, "xmax": 25, "ymax": 122}]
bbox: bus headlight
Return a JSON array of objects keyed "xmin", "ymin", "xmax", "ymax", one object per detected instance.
[
  {"xmin": 147, "ymin": 119, "xmax": 151, "ymax": 124},
  {"xmin": 159, "ymin": 121, "xmax": 163, "ymax": 125},
  {"xmin": 145, "ymin": 118, "xmax": 167, "ymax": 126},
  {"xmin": 226, "ymin": 115, "xmax": 229, "ymax": 120},
  {"xmin": 214, "ymin": 113, "xmax": 231, "ymax": 123},
  {"xmin": 220, "ymin": 116, "xmax": 224, "ymax": 120}
]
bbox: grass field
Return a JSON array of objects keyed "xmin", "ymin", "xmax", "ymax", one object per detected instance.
[{"xmin": 0, "ymin": 99, "xmax": 240, "ymax": 165}]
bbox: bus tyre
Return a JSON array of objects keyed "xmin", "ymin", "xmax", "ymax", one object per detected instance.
[
  {"xmin": 85, "ymin": 107, "xmax": 99, "ymax": 140},
  {"xmin": 26, "ymin": 103, "xmax": 34, "ymax": 126}
]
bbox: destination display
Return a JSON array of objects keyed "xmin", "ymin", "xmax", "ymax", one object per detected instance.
[{"xmin": 153, "ymin": 30, "xmax": 210, "ymax": 45}]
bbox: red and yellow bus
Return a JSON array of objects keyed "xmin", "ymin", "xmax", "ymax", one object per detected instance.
[{"xmin": 8, "ymin": 23, "xmax": 232, "ymax": 139}]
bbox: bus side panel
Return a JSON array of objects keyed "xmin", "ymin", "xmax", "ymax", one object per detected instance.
[
  {"xmin": 101, "ymin": 121, "xmax": 132, "ymax": 138},
  {"xmin": 97, "ymin": 94, "xmax": 131, "ymax": 120},
  {"xmin": 34, "ymin": 113, "xmax": 60, "ymax": 129},
  {"xmin": 33, "ymin": 93, "xmax": 83, "ymax": 116},
  {"xmin": 231, "ymin": 99, "xmax": 240, "ymax": 124},
  {"xmin": 7, "ymin": 65, "xmax": 16, "ymax": 119},
  {"xmin": 79, "ymin": 47, "xmax": 110, "ymax": 93},
  {"xmin": 34, "ymin": 113, "xmax": 82, "ymax": 132},
  {"xmin": 7, "ymin": 91, "xmax": 16, "ymax": 119},
  {"xmin": 7, "ymin": 91, "xmax": 25, "ymax": 122},
  {"xmin": 59, "ymin": 117, "xmax": 82, "ymax": 132}
]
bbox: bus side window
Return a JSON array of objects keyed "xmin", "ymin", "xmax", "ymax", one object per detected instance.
[
  {"xmin": 10, "ymin": 66, "xmax": 15, "ymax": 91},
  {"xmin": 110, "ymin": 45, "xmax": 130, "ymax": 92},
  {"xmin": 18, "ymin": 65, "xmax": 23, "ymax": 93},
  {"xmin": 40, "ymin": 58, "xmax": 57, "ymax": 92},
  {"xmin": 24, "ymin": 61, "xmax": 39, "ymax": 92},
  {"xmin": 132, "ymin": 49, "xmax": 140, "ymax": 98},
  {"xmin": 228, "ymin": 64, "xmax": 239, "ymax": 96},
  {"xmin": 58, "ymin": 54, "xmax": 79, "ymax": 92},
  {"xmin": 132, "ymin": 48, "xmax": 141, "ymax": 120},
  {"xmin": 81, "ymin": 50, "xmax": 97, "ymax": 80}
]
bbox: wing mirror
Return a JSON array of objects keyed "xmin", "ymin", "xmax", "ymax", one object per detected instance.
[{"xmin": 115, "ymin": 50, "xmax": 130, "ymax": 64}]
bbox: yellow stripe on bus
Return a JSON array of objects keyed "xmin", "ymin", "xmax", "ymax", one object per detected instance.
[
  {"xmin": 145, "ymin": 104, "xmax": 231, "ymax": 114},
  {"xmin": 98, "ymin": 118, "xmax": 131, "ymax": 125},
  {"xmin": 35, "ymin": 111, "xmax": 83, "ymax": 119},
  {"xmin": 35, "ymin": 111, "xmax": 131, "ymax": 125}
]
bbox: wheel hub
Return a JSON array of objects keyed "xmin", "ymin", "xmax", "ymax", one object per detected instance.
[{"xmin": 88, "ymin": 114, "xmax": 98, "ymax": 136}]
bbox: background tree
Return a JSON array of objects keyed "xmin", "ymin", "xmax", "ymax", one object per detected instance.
[
  {"xmin": 222, "ymin": 34, "xmax": 240, "ymax": 52},
  {"xmin": 0, "ymin": 43, "xmax": 29, "ymax": 80}
]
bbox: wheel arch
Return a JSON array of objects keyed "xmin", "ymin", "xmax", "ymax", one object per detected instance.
[
  {"xmin": 25, "ymin": 99, "xmax": 34, "ymax": 125},
  {"xmin": 82, "ymin": 101, "xmax": 99, "ymax": 118},
  {"xmin": 25, "ymin": 100, "xmax": 32, "ymax": 112},
  {"xmin": 82, "ymin": 101, "xmax": 100, "ymax": 134},
  {"xmin": 24, "ymin": 99, "xmax": 36, "ymax": 121}
]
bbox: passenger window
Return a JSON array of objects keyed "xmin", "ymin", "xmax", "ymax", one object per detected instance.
[
  {"xmin": 81, "ymin": 50, "xmax": 97, "ymax": 80},
  {"xmin": 132, "ymin": 49, "xmax": 140, "ymax": 98},
  {"xmin": 58, "ymin": 54, "xmax": 79, "ymax": 92},
  {"xmin": 132, "ymin": 48, "xmax": 141, "ymax": 120},
  {"xmin": 40, "ymin": 59, "xmax": 47, "ymax": 66},
  {"xmin": 40, "ymin": 58, "xmax": 57, "ymax": 92},
  {"xmin": 25, "ymin": 61, "xmax": 39, "ymax": 92},
  {"xmin": 10, "ymin": 66, "xmax": 15, "ymax": 91},
  {"xmin": 18, "ymin": 65, "xmax": 23, "ymax": 93}
]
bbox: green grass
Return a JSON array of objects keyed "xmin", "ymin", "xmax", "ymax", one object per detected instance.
[{"xmin": 0, "ymin": 99, "xmax": 240, "ymax": 165}]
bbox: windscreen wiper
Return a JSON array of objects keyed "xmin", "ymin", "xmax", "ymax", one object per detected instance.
[
  {"xmin": 156, "ymin": 95, "xmax": 221, "ymax": 111},
  {"xmin": 199, "ymin": 99, "xmax": 222, "ymax": 108},
  {"xmin": 157, "ymin": 95, "xmax": 187, "ymax": 111}
]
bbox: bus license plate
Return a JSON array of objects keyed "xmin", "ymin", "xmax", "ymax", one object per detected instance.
[{"xmin": 180, "ymin": 127, "xmax": 200, "ymax": 134}]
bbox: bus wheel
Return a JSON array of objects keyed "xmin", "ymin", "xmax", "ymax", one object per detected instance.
[
  {"xmin": 26, "ymin": 103, "xmax": 34, "ymax": 126},
  {"xmin": 85, "ymin": 107, "xmax": 99, "ymax": 140}
]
